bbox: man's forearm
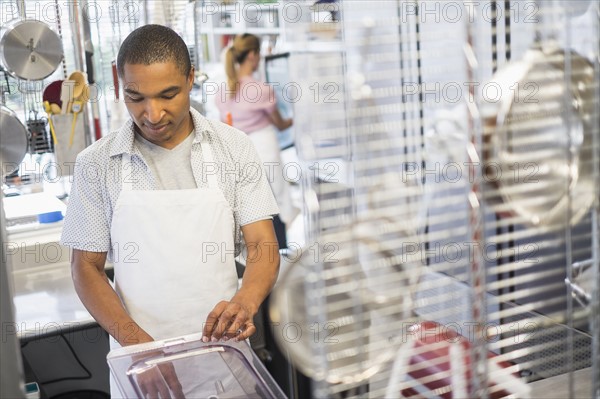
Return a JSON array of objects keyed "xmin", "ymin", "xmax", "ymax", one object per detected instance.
[
  {"xmin": 232, "ymin": 240, "xmax": 280, "ymax": 316},
  {"xmin": 202, "ymin": 219, "xmax": 279, "ymax": 341},
  {"xmin": 72, "ymin": 255, "xmax": 153, "ymax": 346}
]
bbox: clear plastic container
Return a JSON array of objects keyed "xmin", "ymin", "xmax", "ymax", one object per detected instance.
[{"xmin": 107, "ymin": 333, "xmax": 286, "ymax": 399}]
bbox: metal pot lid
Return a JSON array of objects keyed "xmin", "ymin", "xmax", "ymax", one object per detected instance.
[
  {"xmin": 0, "ymin": 20, "xmax": 64, "ymax": 81},
  {"xmin": 1, "ymin": 105, "xmax": 28, "ymax": 176}
]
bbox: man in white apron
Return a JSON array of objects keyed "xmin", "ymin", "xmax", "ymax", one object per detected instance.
[{"xmin": 61, "ymin": 25, "xmax": 281, "ymax": 398}]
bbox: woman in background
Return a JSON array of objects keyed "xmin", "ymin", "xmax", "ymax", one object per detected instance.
[{"xmin": 216, "ymin": 33, "xmax": 297, "ymax": 247}]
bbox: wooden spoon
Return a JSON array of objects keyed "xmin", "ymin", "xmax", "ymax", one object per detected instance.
[{"xmin": 69, "ymin": 100, "xmax": 82, "ymax": 148}]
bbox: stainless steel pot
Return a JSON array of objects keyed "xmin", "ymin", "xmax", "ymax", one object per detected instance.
[
  {"xmin": 1, "ymin": 105, "xmax": 28, "ymax": 176},
  {"xmin": 481, "ymin": 41, "xmax": 596, "ymax": 228},
  {"xmin": 0, "ymin": 20, "xmax": 64, "ymax": 81}
]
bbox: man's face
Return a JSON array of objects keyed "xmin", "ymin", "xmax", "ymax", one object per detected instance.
[{"xmin": 122, "ymin": 62, "xmax": 194, "ymax": 148}]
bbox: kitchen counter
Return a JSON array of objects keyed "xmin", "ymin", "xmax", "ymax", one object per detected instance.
[
  {"xmin": 4, "ymin": 211, "xmax": 112, "ymax": 397},
  {"xmin": 12, "ymin": 262, "xmax": 96, "ymax": 340},
  {"xmin": 5, "ymin": 218, "xmax": 100, "ymax": 340}
]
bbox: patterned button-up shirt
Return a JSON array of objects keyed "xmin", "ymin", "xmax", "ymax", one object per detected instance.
[{"xmin": 60, "ymin": 108, "xmax": 279, "ymax": 258}]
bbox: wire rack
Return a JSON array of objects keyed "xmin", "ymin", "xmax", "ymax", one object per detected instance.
[{"xmin": 270, "ymin": 1, "xmax": 600, "ymax": 398}]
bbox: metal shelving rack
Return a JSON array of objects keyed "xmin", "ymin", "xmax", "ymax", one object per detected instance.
[
  {"xmin": 270, "ymin": 1, "xmax": 600, "ymax": 398},
  {"xmin": 195, "ymin": 0, "xmax": 286, "ymax": 64}
]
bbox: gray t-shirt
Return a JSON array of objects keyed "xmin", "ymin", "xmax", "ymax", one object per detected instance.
[{"xmin": 134, "ymin": 131, "xmax": 197, "ymax": 190}]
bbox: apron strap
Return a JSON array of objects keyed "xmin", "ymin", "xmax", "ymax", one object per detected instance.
[
  {"xmin": 200, "ymin": 139, "xmax": 218, "ymax": 189},
  {"xmin": 120, "ymin": 153, "xmax": 134, "ymax": 191}
]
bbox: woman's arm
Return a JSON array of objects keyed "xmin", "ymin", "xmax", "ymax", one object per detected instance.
[{"xmin": 267, "ymin": 108, "xmax": 293, "ymax": 131}]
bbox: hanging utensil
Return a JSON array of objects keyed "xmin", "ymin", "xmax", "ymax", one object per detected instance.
[
  {"xmin": 67, "ymin": 71, "xmax": 86, "ymax": 100},
  {"xmin": 43, "ymin": 101, "xmax": 58, "ymax": 145},
  {"xmin": 0, "ymin": 105, "xmax": 28, "ymax": 177},
  {"xmin": 50, "ymin": 103, "xmax": 61, "ymax": 114},
  {"xmin": 111, "ymin": 60, "xmax": 120, "ymax": 100},
  {"xmin": 0, "ymin": 19, "xmax": 63, "ymax": 81},
  {"xmin": 43, "ymin": 80, "xmax": 64, "ymax": 108},
  {"xmin": 26, "ymin": 109, "xmax": 52, "ymax": 154},
  {"xmin": 60, "ymin": 80, "xmax": 75, "ymax": 114},
  {"xmin": 81, "ymin": 84, "xmax": 91, "ymax": 104},
  {"xmin": 69, "ymin": 101, "xmax": 82, "ymax": 148}
]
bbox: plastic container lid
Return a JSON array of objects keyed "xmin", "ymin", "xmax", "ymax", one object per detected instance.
[{"xmin": 107, "ymin": 334, "xmax": 286, "ymax": 399}]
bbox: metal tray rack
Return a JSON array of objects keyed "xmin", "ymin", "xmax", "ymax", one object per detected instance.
[{"xmin": 269, "ymin": 1, "xmax": 600, "ymax": 398}]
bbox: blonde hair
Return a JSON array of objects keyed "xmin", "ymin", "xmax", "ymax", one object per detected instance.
[{"xmin": 225, "ymin": 34, "xmax": 260, "ymax": 96}]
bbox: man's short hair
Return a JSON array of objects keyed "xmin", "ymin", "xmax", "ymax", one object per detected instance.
[{"xmin": 117, "ymin": 24, "xmax": 192, "ymax": 78}]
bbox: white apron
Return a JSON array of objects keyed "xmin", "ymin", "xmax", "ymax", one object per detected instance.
[
  {"xmin": 108, "ymin": 139, "xmax": 238, "ymax": 397},
  {"xmin": 248, "ymin": 124, "xmax": 297, "ymax": 225}
]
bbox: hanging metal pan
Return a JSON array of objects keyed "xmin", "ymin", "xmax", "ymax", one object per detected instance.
[
  {"xmin": 0, "ymin": 19, "xmax": 64, "ymax": 81},
  {"xmin": 481, "ymin": 41, "xmax": 595, "ymax": 228},
  {"xmin": 1, "ymin": 105, "xmax": 29, "ymax": 176}
]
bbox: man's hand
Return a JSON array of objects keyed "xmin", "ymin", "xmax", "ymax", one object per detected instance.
[
  {"xmin": 201, "ymin": 219, "xmax": 279, "ymax": 343},
  {"xmin": 135, "ymin": 361, "xmax": 185, "ymax": 399},
  {"xmin": 201, "ymin": 300, "xmax": 256, "ymax": 342}
]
